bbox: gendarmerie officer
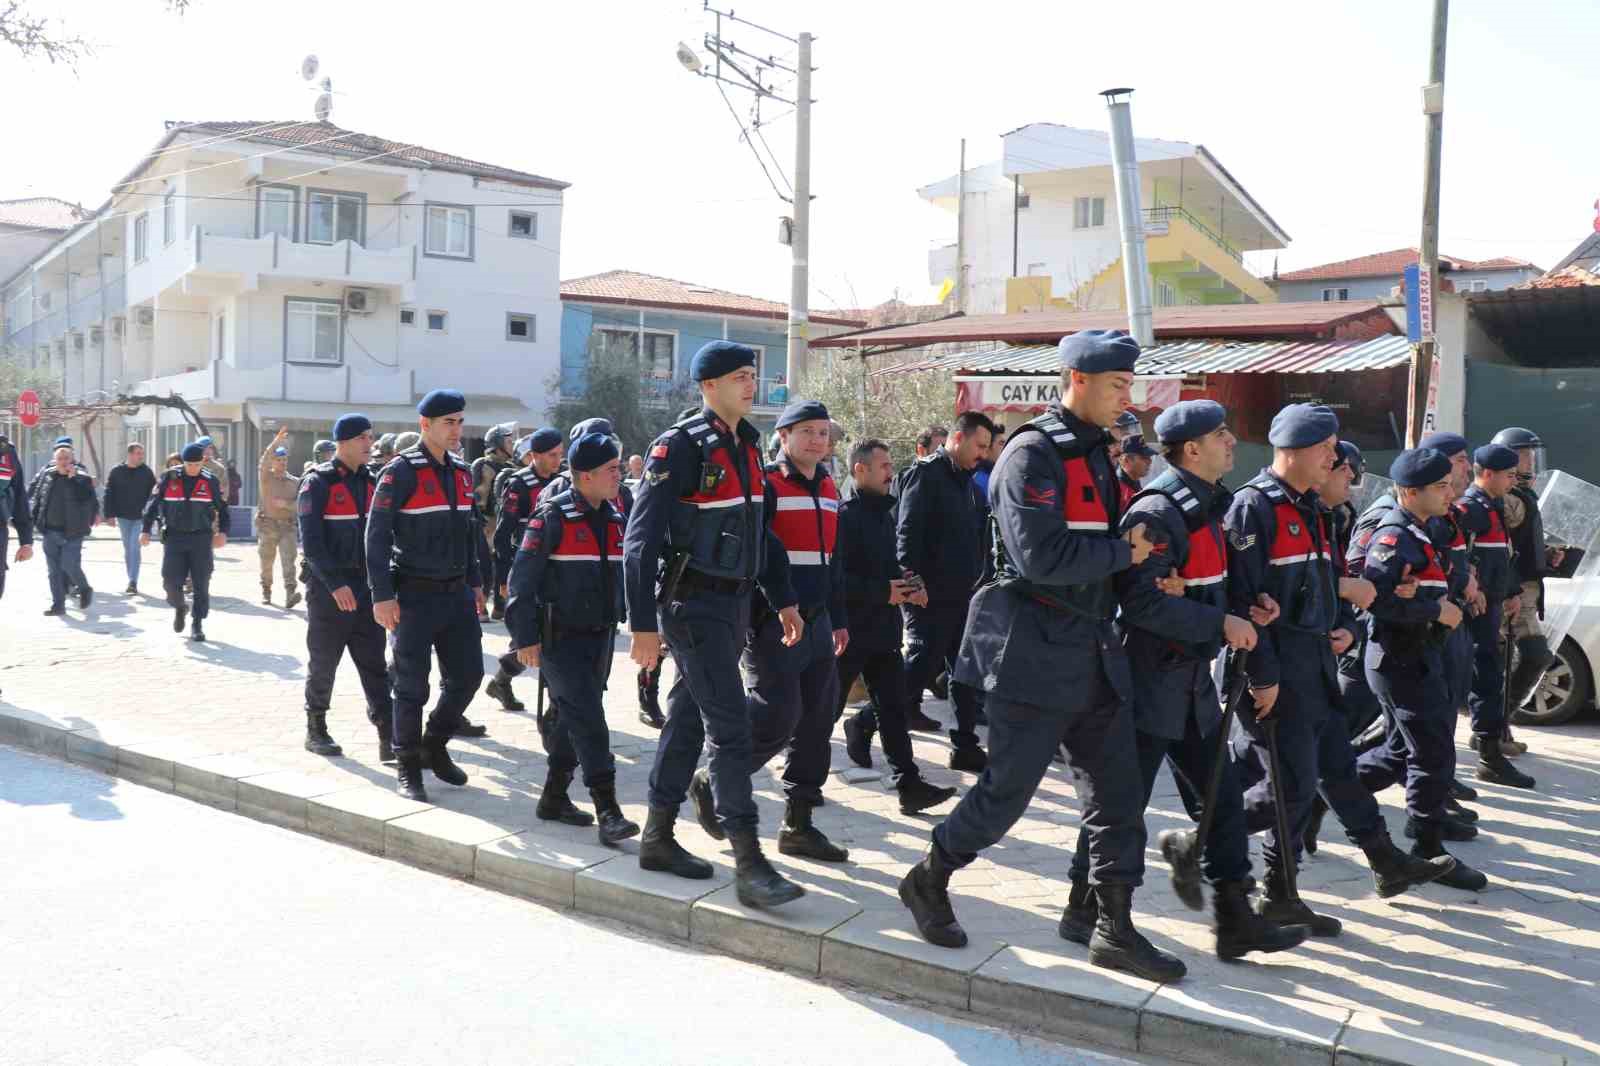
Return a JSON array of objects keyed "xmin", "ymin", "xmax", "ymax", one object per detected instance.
[
  {"xmin": 1115, "ymin": 434, "xmax": 1155, "ymax": 513},
  {"xmin": 1063, "ymin": 399, "xmax": 1307, "ymax": 963},
  {"xmin": 685, "ymin": 400, "xmax": 849, "ymax": 864},
  {"xmin": 1419, "ymin": 433, "xmax": 1479, "ymax": 735},
  {"xmin": 0, "ymin": 432, "xmax": 34, "ymax": 602},
  {"xmin": 142, "ymin": 441, "xmax": 230, "ymax": 642},
  {"xmin": 1457, "ymin": 443, "xmax": 1536, "ymax": 789},
  {"xmin": 298, "ymin": 413, "xmax": 392, "ymax": 764},
  {"xmin": 472, "ymin": 421, "xmax": 518, "ymax": 620},
  {"xmin": 1354, "ymin": 448, "xmax": 1486, "ymax": 891},
  {"xmin": 835, "ymin": 437, "xmax": 959, "ymax": 814},
  {"xmin": 483, "ymin": 426, "xmax": 565, "ymax": 712},
  {"xmin": 367, "ymin": 389, "xmax": 486, "ymax": 802},
  {"xmin": 505, "ymin": 432, "xmax": 640, "ymax": 846},
  {"xmin": 899, "ymin": 330, "xmax": 1183, "ymax": 983},
  {"xmin": 1495, "ymin": 426, "xmax": 1560, "ymax": 738},
  {"xmin": 624, "ymin": 341, "xmax": 807, "ymax": 909},
  {"xmin": 896, "ymin": 410, "xmax": 996, "ymax": 771}
]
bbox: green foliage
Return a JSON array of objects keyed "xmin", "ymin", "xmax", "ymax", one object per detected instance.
[
  {"xmin": 545, "ymin": 333, "xmax": 702, "ymax": 455},
  {"xmin": 798, "ymin": 352, "xmax": 956, "ymax": 467}
]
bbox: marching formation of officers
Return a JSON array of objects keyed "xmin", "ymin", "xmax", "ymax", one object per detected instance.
[{"xmin": 0, "ymin": 328, "xmax": 1566, "ymax": 983}]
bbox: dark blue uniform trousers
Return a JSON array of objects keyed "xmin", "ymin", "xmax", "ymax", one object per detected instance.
[
  {"xmin": 305, "ymin": 577, "xmax": 392, "ymax": 723},
  {"xmin": 1337, "ymin": 646, "xmax": 1383, "ymax": 739},
  {"xmin": 935, "ymin": 668, "xmax": 1145, "ymax": 885},
  {"xmin": 1070, "ymin": 709, "xmax": 1251, "ymax": 885},
  {"xmin": 161, "ymin": 531, "xmax": 215, "ymax": 620},
  {"xmin": 541, "ymin": 630, "xmax": 618, "ymax": 788},
  {"xmin": 389, "ymin": 583, "xmax": 484, "ymax": 750},
  {"xmin": 1357, "ymin": 652, "xmax": 1455, "ymax": 821},
  {"xmin": 836, "ymin": 644, "xmax": 920, "ymax": 786},
  {"xmin": 1466, "ymin": 603, "xmax": 1506, "ymax": 737},
  {"xmin": 1445, "ymin": 624, "xmax": 1473, "ymax": 715},
  {"xmin": 745, "ymin": 609, "xmax": 839, "ymax": 806},
  {"xmin": 902, "ymin": 602, "xmax": 982, "ymax": 750},
  {"xmin": 649, "ymin": 590, "xmax": 760, "ymax": 834}
]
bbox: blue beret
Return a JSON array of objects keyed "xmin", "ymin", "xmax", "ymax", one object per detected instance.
[
  {"xmin": 195, "ymin": 436, "xmax": 213, "ymax": 447},
  {"xmin": 181, "ymin": 443, "xmax": 205, "ymax": 462},
  {"xmin": 333, "ymin": 413, "xmax": 372, "ymax": 441},
  {"xmin": 520, "ymin": 427, "xmax": 563, "ymax": 458},
  {"xmin": 569, "ymin": 431, "xmax": 621, "ymax": 473},
  {"xmin": 1153, "ymin": 400, "xmax": 1225, "ymax": 444},
  {"xmin": 1121, "ymin": 436, "xmax": 1157, "ymax": 458},
  {"xmin": 691, "ymin": 340, "xmax": 758, "ymax": 382},
  {"xmin": 1418, "ymin": 431, "xmax": 1468, "ymax": 458},
  {"xmin": 416, "ymin": 388, "xmax": 466, "ymax": 417},
  {"xmin": 272, "ymin": 446, "xmax": 288, "ymax": 457},
  {"xmin": 775, "ymin": 400, "xmax": 830, "ymax": 430},
  {"xmin": 1059, "ymin": 329, "xmax": 1141, "ymax": 373},
  {"xmin": 1474, "ymin": 443, "xmax": 1518, "ymax": 471},
  {"xmin": 1268, "ymin": 403, "xmax": 1340, "ymax": 449},
  {"xmin": 1390, "ymin": 447, "xmax": 1453, "ymax": 488},
  {"xmin": 569, "ymin": 417, "xmax": 615, "ymax": 442}
]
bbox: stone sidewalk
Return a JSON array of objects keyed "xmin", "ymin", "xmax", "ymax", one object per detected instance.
[{"xmin": 3, "ymin": 531, "xmax": 1599, "ymax": 1066}]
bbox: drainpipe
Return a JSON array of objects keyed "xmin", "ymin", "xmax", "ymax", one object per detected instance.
[{"xmin": 1101, "ymin": 88, "xmax": 1154, "ymax": 347}]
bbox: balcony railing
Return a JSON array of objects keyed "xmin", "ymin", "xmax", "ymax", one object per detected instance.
[{"xmin": 1143, "ymin": 205, "xmax": 1242, "ymax": 264}]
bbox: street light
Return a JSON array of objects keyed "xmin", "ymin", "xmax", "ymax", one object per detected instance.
[{"xmin": 675, "ymin": 42, "xmax": 704, "ymax": 74}]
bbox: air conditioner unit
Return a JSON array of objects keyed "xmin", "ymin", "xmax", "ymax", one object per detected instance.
[
  {"xmin": 111, "ymin": 317, "xmax": 125, "ymax": 339},
  {"xmin": 136, "ymin": 307, "xmax": 155, "ymax": 327},
  {"xmin": 90, "ymin": 325, "xmax": 104, "ymax": 344},
  {"xmin": 344, "ymin": 287, "xmax": 376, "ymax": 314}
]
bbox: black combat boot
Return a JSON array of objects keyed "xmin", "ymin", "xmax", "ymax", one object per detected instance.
[
  {"xmin": 420, "ymin": 731, "xmax": 468, "ymax": 786},
  {"xmin": 905, "ymin": 704, "xmax": 942, "ymax": 733},
  {"xmin": 451, "ymin": 717, "xmax": 488, "ymax": 739},
  {"xmin": 1355, "ymin": 828, "xmax": 1457, "ymax": 898},
  {"xmin": 590, "ymin": 782, "xmax": 640, "ymax": 846},
  {"xmin": 1214, "ymin": 879, "xmax": 1308, "ymax": 961},
  {"xmin": 1159, "ymin": 828, "xmax": 1205, "ymax": 911},
  {"xmin": 1088, "ymin": 883, "xmax": 1187, "ymax": 983},
  {"xmin": 897, "ymin": 775, "xmax": 957, "ymax": 815},
  {"xmin": 948, "ymin": 744, "xmax": 988, "ymax": 774},
  {"xmin": 373, "ymin": 711, "xmax": 395, "ymax": 766},
  {"xmin": 898, "ymin": 845, "xmax": 967, "ymax": 948},
  {"xmin": 484, "ymin": 670, "xmax": 525, "ymax": 711},
  {"xmin": 536, "ymin": 768, "xmax": 595, "ymax": 826},
  {"xmin": 1058, "ymin": 879, "xmax": 1098, "ymax": 946},
  {"xmin": 303, "ymin": 709, "xmax": 343, "ymax": 757},
  {"xmin": 777, "ymin": 797, "xmax": 849, "ymax": 862},
  {"xmin": 1303, "ymin": 795, "xmax": 1329, "ymax": 856},
  {"xmin": 1449, "ymin": 777, "xmax": 1479, "ymax": 801},
  {"xmin": 1405, "ymin": 813, "xmax": 1476, "ymax": 842},
  {"xmin": 1258, "ymin": 866, "xmax": 1341, "ymax": 937},
  {"xmin": 395, "ymin": 748, "xmax": 428, "ymax": 802},
  {"xmin": 637, "ymin": 667, "xmax": 664, "ymax": 729},
  {"xmin": 189, "ymin": 617, "xmax": 206, "ymax": 642},
  {"xmin": 1476, "ymin": 733, "xmax": 1536, "ymax": 789},
  {"xmin": 1410, "ymin": 822, "xmax": 1488, "ymax": 891},
  {"xmin": 728, "ymin": 830, "xmax": 805, "ymax": 909},
  {"xmin": 689, "ymin": 767, "xmax": 725, "ymax": 840},
  {"xmin": 638, "ymin": 806, "xmax": 713, "ymax": 880},
  {"xmin": 173, "ymin": 603, "xmax": 188, "ymax": 633},
  {"xmin": 843, "ymin": 711, "xmax": 874, "ymax": 769},
  {"xmin": 1443, "ymin": 796, "xmax": 1480, "ymax": 823}
]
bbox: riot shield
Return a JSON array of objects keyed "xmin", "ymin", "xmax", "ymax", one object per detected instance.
[
  {"xmin": 1534, "ymin": 470, "xmax": 1600, "ymax": 654},
  {"xmin": 1348, "ymin": 474, "xmax": 1395, "ymax": 521}
]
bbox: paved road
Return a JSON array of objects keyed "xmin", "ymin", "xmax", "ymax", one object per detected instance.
[{"xmin": 0, "ymin": 746, "xmax": 1179, "ymax": 1066}]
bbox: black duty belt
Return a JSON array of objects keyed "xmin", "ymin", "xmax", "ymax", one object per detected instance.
[
  {"xmin": 394, "ymin": 573, "xmax": 466, "ymax": 593},
  {"xmin": 552, "ymin": 622, "xmax": 616, "ymax": 638},
  {"xmin": 678, "ymin": 571, "xmax": 753, "ymax": 598}
]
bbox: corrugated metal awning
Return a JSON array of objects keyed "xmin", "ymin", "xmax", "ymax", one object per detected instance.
[{"xmin": 875, "ymin": 335, "xmax": 1414, "ymax": 378}]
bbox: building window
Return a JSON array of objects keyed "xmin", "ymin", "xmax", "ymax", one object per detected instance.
[
  {"xmin": 1469, "ymin": 279, "xmax": 1488, "ymax": 293},
  {"xmin": 284, "ymin": 298, "xmax": 343, "ymax": 364},
  {"xmin": 307, "ymin": 190, "xmax": 365, "ymax": 245},
  {"xmin": 256, "ymin": 184, "xmax": 298, "ymax": 241},
  {"xmin": 508, "ymin": 211, "xmax": 537, "ymax": 239},
  {"xmin": 163, "ymin": 188, "xmax": 176, "ymax": 246},
  {"xmin": 595, "ymin": 327, "xmax": 675, "ymax": 380},
  {"xmin": 1026, "ymin": 262, "xmax": 1049, "ymax": 276},
  {"xmin": 424, "ymin": 204, "xmax": 474, "ymax": 259},
  {"xmin": 133, "ymin": 214, "xmax": 149, "ymax": 263},
  {"xmin": 399, "ymin": 306, "xmax": 416, "ymax": 327},
  {"xmin": 1015, "ymin": 192, "xmax": 1031, "ymax": 210},
  {"xmin": 426, "ymin": 310, "xmax": 448, "ymax": 332},
  {"xmin": 506, "ymin": 312, "xmax": 536, "ymax": 342},
  {"xmin": 1321, "ymin": 287, "xmax": 1350, "ymax": 301},
  {"xmin": 1073, "ymin": 196, "xmax": 1106, "ymax": 229},
  {"xmin": 215, "ymin": 313, "xmax": 225, "ymax": 359}
]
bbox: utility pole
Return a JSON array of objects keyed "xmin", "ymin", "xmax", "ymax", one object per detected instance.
[
  {"xmin": 786, "ymin": 31, "xmax": 811, "ymax": 393},
  {"xmin": 954, "ymin": 138, "xmax": 966, "ymax": 314},
  {"xmin": 1408, "ymin": 0, "xmax": 1448, "ymax": 446}
]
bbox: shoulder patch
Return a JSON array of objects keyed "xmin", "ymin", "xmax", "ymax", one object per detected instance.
[
  {"xmin": 650, "ymin": 443, "xmax": 669, "ymax": 460},
  {"xmin": 1377, "ymin": 532, "xmax": 1399, "ymax": 547}
]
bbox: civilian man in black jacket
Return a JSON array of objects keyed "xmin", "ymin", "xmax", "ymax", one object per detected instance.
[
  {"xmin": 102, "ymin": 442, "xmax": 157, "ymax": 593},
  {"xmin": 0, "ymin": 432, "xmax": 35, "ymax": 603},
  {"xmin": 836, "ymin": 438, "xmax": 959, "ymax": 814},
  {"xmin": 896, "ymin": 410, "xmax": 996, "ymax": 772},
  {"xmin": 31, "ymin": 443, "xmax": 99, "ymax": 615}
]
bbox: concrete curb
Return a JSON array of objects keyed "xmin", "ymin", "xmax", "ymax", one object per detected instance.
[{"xmin": 0, "ymin": 706, "xmax": 1570, "ymax": 1066}]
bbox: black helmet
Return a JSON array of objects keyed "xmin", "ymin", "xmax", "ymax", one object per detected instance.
[
  {"xmin": 1335, "ymin": 440, "xmax": 1365, "ymax": 484},
  {"xmin": 1491, "ymin": 426, "xmax": 1542, "ymax": 449}
]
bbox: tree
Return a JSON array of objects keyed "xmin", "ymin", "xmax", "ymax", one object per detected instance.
[
  {"xmin": 799, "ymin": 351, "xmax": 957, "ymax": 467},
  {"xmin": 2, "ymin": 0, "xmax": 191, "ymax": 67},
  {"xmin": 545, "ymin": 333, "xmax": 702, "ymax": 457}
]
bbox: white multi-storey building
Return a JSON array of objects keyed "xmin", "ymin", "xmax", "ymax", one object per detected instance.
[{"xmin": 0, "ymin": 120, "xmax": 566, "ymax": 496}]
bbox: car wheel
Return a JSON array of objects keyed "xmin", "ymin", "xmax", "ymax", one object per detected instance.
[{"xmin": 1513, "ymin": 636, "xmax": 1593, "ymax": 727}]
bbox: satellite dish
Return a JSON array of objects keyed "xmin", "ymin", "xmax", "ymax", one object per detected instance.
[
  {"xmin": 300, "ymin": 54, "xmax": 319, "ymax": 81},
  {"xmin": 314, "ymin": 93, "xmax": 333, "ymax": 122}
]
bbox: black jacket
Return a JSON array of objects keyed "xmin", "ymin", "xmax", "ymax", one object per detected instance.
[
  {"xmin": 837, "ymin": 489, "xmax": 903, "ymax": 652},
  {"xmin": 366, "ymin": 446, "xmax": 481, "ymax": 601},
  {"xmin": 103, "ymin": 463, "xmax": 157, "ymax": 521},
  {"xmin": 144, "ymin": 469, "xmax": 230, "ymax": 538},
  {"xmin": 298, "ymin": 459, "xmax": 375, "ymax": 591},
  {"xmin": 29, "ymin": 467, "xmax": 99, "ymax": 538},
  {"xmin": 895, "ymin": 448, "xmax": 983, "ymax": 604}
]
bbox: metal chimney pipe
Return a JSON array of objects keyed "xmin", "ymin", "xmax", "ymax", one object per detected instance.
[{"xmin": 1101, "ymin": 88, "xmax": 1154, "ymax": 347}]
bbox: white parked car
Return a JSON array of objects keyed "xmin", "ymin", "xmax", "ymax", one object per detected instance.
[{"xmin": 1518, "ymin": 575, "xmax": 1600, "ymax": 726}]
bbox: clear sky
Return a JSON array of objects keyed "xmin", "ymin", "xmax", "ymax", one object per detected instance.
[{"xmin": 2, "ymin": 0, "xmax": 1594, "ymax": 311}]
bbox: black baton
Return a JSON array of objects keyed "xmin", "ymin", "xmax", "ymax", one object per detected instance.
[
  {"xmin": 1170, "ymin": 649, "xmax": 1250, "ymax": 904},
  {"xmin": 1264, "ymin": 713, "xmax": 1300, "ymax": 901}
]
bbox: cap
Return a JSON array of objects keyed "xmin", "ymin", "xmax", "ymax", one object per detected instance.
[
  {"xmin": 1268, "ymin": 403, "xmax": 1340, "ymax": 449},
  {"xmin": 775, "ymin": 400, "xmax": 830, "ymax": 430},
  {"xmin": 417, "ymin": 389, "xmax": 466, "ymax": 418},
  {"xmin": 1390, "ymin": 447, "xmax": 1453, "ymax": 488},
  {"xmin": 1417, "ymin": 431, "xmax": 1468, "ymax": 458},
  {"xmin": 333, "ymin": 413, "xmax": 372, "ymax": 442},
  {"xmin": 181, "ymin": 443, "xmax": 206, "ymax": 462},
  {"xmin": 690, "ymin": 340, "xmax": 757, "ymax": 382},
  {"xmin": 1153, "ymin": 400, "xmax": 1225, "ymax": 444},
  {"xmin": 1058, "ymin": 329, "xmax": 1141, "ymax": 373},
  {"xmin": 569, "ymin": 432, "xmax": 621, "ymax": 472},
  {"xmin": 1473, "ymin": 443, "xmax": 1519, "ymax": 471},
  {"xmin": 1121, "ymin": 436, "xmax": 1157, "ymax": 458},
  {"xmin": 568, "ymin": 417, "xmax": 615, "ymax": 443}
]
